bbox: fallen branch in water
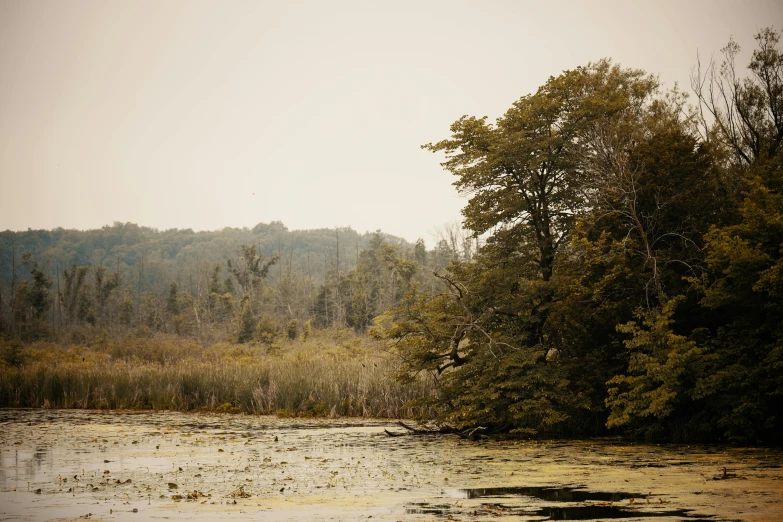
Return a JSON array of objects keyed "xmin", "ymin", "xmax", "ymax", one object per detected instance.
[{"xmin": 392, "ymin": 421, "xmax": 487, "ymax": 439}]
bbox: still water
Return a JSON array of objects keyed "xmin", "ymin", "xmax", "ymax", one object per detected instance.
[{"xmin": 1, "ymin": 410, "xmax": 781, "ymax": 521}]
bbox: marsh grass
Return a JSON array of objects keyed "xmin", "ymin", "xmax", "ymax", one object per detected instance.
[{"xmin": 0, "ymin": 329, "xmax": 434, "ymax": 418}]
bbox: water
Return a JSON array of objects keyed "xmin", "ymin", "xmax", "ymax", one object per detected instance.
[
  {"xmin": 449, "ymin": 485, "xmax": 644, "ymax": 501},
  {"xmin": 0, "ymin": 409, "xmax": 781, "ymax": 521}
]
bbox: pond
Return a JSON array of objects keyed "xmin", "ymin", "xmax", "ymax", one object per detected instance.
[{"xmin": 0, "ymin": 410, "xmax": 781, "ymax": 521}]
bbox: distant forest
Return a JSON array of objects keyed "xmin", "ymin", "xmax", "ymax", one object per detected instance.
[
  {"xmin": 1, "ymin": 220, "xmax": 416, "ymax": 286},
  {"xmin": 2, "ymin": 28, "xmax": 782, "ymax": 445},
  {"xmin": 0, "ymin": 220, "xmax": 479, "ymax": 337}
]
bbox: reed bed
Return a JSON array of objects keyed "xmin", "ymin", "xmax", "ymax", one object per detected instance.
[{"xmin": 0, "ymin": 331, "xmax": 435, "ymax": 418}]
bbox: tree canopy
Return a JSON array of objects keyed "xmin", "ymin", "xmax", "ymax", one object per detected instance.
[{"xmin": 375, "ymin": 28, "xmax": 783, "ymax": 444}]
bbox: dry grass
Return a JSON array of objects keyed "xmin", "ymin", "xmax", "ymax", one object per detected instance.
[{"xmin": 0, "ymin": 329, "xmax": 434, "ymax": 418}]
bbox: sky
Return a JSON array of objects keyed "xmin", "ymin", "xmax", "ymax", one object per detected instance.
[{"xmin": 1, "ymin": 1, "xmax": 781, "ymax": 243}]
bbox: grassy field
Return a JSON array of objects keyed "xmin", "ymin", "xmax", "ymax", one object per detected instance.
[{"xmin": 0, "ymin": 328, "xmax": 435, "ymax": 418}]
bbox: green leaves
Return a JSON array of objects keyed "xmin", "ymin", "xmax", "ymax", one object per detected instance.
[
  {"xmin": 606, "ymin": 299, "xmax": 703, "ymax": 431},
  {"xmin": 399, "ymin": 32, "xmax": 782, "ymax": 442},
  {"xmin": 399, "ymin": 61, "xmax": 663, "ymax": 435}
]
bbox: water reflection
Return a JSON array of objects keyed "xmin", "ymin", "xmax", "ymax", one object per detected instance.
[
  {"xmin": 448, "ymin": 485, "xmax": 644, "ymax": 502},
  {"xmin": 533, "ymin": 505, "xmax": 710, "ymax": 520}
]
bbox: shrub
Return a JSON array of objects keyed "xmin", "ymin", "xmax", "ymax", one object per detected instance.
[{"xmin": 286, "ymin": 320, "xmax": 299, "ymax": 340}]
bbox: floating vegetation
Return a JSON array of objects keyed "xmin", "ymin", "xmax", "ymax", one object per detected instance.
[
  {"xmin": 229, "ymin": 485, "xmax": 251, "ymax": 498},
  {"xmin": 186, "ymin": 490, "xmax": 210, "ymax": 501},
  {"xmin": 0, "ymin": 410, "xmax": 780, "ymax": 521}
]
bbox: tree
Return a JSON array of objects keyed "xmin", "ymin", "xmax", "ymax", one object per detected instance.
[
  {"xmin": 423, "ymin": 60, "xmax": 658, "ymax": 346},
  {"xmin": 235, "ymin": 295, "xmax": 256, "ymax": 343},
  {"xmin": 166, "ymin": 282, "xmax": 180, "ymax": 318},
  {"xmin": 13, "ymin": 252, "xmax": 54, "ymax": 339},
  {"xmin": 696, "ymin": 157, "xmax": 783, "ymax": 442},
  {"xmin": 286, "ymin": 319, "xmax": 299, "ymax": 340},
  {"xmin": 605, "ymin": 298, "xmax": 704, "ymax": 440},
  {"xmin": 566, "ymin": 95, "xmax": 729, "ymax": 438},
  {"xmin": 255, "ymin": 314, "xmax": 277, "ymax": 346},
  {"xmin": 414, "ymin": 239, "xmax": 427, "ymax": 266},
  {"xmin": 60, "ymin": 263, "xmax": 90, "ymax": 326},
  {"xmin": 317, "ymin": 232, "xmax": 420, "ymax": 332},
  {"xmin": 302, "ymin": 319, "xmax": 311, "ymax": 342},
  {"xmin": 92, "ymin": 263, "xmax": 121, "ymax": 326},
  {"xmin": 382, "ymin": 61, "xmax": 662, "ymax": 435},
  {"xmin": 225, "ymin": 244, "xmax": 278, "ymax": 342},
  {"xmin": 227, "ymin": 244, "xmax": 278, "ymax": 296},
  {"xmin": 601, "ymin": 28, "xmax": 783, "ymax": 443},
  {"xmin": 692, "ymin": 28, "xmax": 783, "ymax": 167}
]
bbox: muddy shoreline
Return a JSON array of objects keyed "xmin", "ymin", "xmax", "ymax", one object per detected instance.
[{"xmin": 1, "ymin": 409, "xmax": 781, "ymax": 521}]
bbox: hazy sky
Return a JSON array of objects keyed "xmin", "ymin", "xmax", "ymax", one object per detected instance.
[{"xmin": 1, "ymin": 1, "xmax": 781, "ymax": 242}]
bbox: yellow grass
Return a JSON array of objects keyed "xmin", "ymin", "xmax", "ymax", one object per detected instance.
[{"xmin": 0, "ymin": 329, "xmax": 434, "ymax": 418}]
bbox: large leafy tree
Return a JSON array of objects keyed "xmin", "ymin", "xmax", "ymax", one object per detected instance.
[
  {"xmin": 380, "ymin": 61, "xmax": 662, "ymax": 435},
  {"xmin": 423, "ymin": 60, "xmax": 658, "ymax": 342},
  {"xmin": 425, "ymin": 61, "xmax": 657, "ymax": 286}
]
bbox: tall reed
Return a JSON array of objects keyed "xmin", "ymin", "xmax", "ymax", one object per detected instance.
[{"xmin": 0, "ymin": 331, "xmax": 435, "ymax": 418}]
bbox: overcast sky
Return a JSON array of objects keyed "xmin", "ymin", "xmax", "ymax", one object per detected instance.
[{"xmin": 1, "ymin": 1, "xmax": 781, "ymax": 242}]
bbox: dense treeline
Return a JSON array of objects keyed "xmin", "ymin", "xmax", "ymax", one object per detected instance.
[
  {"xmin": 0, "ymin": 221, "xmax": 474, "ymax": 343},
  {"xmin": 373, "ymin": 29, "xmax": 783, "ymax": 444},
  {"xmin": 0, "ymin": 220, "xmax": 413, "ymax": 299}
]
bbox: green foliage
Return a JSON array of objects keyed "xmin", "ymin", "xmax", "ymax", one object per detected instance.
[
  {"xmin": 302, "ymin": 320, "xmax": 311, "ymax": 342},
  {"xmin": 12, "ymin": 253, "xmax": 54, "ymax": 340},
  {"xmin": 436, "ymin": 347, "xmax": 580, "ymax": 436},
  {"xmin": 255, "ymin": 315, "xmax": 277, "ymax": 346},
  {"xmin": 61, "ymin": 263, "xmax": 90, "ymax": 326},
  {"xmin": 0, "ymin": 222, "xmax": 416, "ymax": 295},
  {"xmin": 1, "ymin": 339, "xmax": 26, "ymax": 367},
  {"xmin": 0, "ymin": 223, "xmax": 426, "ymax": 346},
  {"xmin": 606, "ymin": 299, "xmax": 704, "ymax": 435},
  {"xmin": 166, "ymin": 282, "xmax": 179, "ymax": 317},
  {"xmin": 414, "ymin": 239, "xmax": 427, "ymax": 265},
  {"xmin": 380, "ymin": 28, "xmax": 783, "ymax": 443},
  {"xmin": 315, "ymin": 231, "xmax": 426, "ymax": 332},
  {"xmin": 227, "ymin": 244, "xmax": 278, "ymax": 295},
  {"xmin": 286, "ymin": 319, "xmax": 299, "ymax": 340},
  {"xmin": 385, "ymin": 60, "xmax": 661, "ymax": 436},
  {"xmin": 376, "ymin": 266, "xmax": 589, "ymax": 435},
  {"xmin": 691, "ymin": 163, "xmax": 783, "ymax": 442},
  {"xmin": 235, "ymin": 295, "xmax": 256, "ymax": 343},
  {"xmin": 20, "ymin": 252, "xmax": 54, "ymax": 320},
  {"xmin": 423, "ymin": 60, "xmax": 657, "ymax": 284}
]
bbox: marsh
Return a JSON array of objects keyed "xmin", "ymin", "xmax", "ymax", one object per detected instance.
[{"xmin": 1, "ymin": 410, "xmax": 781, "ymax": 521}]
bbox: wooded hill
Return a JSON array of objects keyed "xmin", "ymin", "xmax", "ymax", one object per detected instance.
[
  {"xmin": 0, "ymin": 221, "xmax": 418, "ymax": 287},
  {"xmin": 0, "ymin": 218, "xmax": 474, "ymax": 340}
]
